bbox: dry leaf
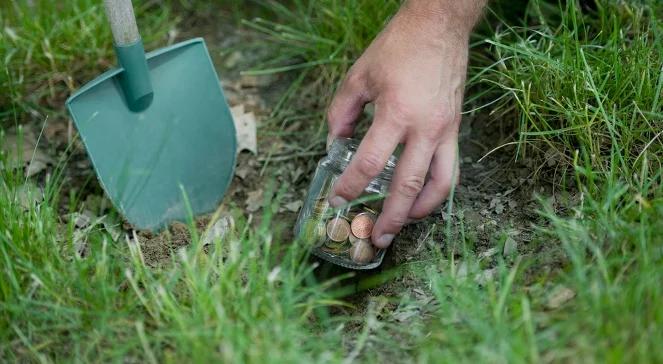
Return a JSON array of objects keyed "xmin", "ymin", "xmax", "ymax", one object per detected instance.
[
  {"xmin": 503, "ymin": 236, "xmax": 518, "ymax": 256},
  {"xmin": 474, "ymin": 268, "xmax": 498, "ymax": 285},
  {"xmin": 16, "ymin": 183, "xmax": 44, "ymax": 209},
  {"xmin": 234, "ymin": 164, "xmax": 252, "ymax": 180},
  {"xmin": 546, "ymin": 285, "xmax": 576, "ymax": 309},
  {"xmin": 245, "ymin": 189, "xmax": 264, "ymax": 212},
  {"xmin": 478, "ymin": 247, "xmax": 499, "ymax": 260},
  {"xmin": 240, "ymin": 74, "xmax": 275, "ymax": 88},
  {"xmin": 202, "ymin": 215, "xmax": 235, "ymax": 246},
  {"xmin": 283, "ymin": 200, "xmax": 303, "ymax": 213},
  {"xmin": 1, "ymin": 127, "xmax": 54, "ymax": 176},
  {"xmin": 231, "ymin": 105, "xmax": 258, "ymax": 154}
]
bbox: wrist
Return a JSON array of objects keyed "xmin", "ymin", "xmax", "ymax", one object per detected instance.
[{"xmin": 400, "ymin": 0, "xmax": 484, "ymax": 40}]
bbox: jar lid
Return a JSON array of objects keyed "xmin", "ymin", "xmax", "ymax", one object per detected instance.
[{"xmin": 327, "ymin": 138, "xmax": 397, "ymax": 181}]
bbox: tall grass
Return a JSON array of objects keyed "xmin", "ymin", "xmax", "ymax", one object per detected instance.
[
  {"xmin": 0, "ymin": 164, "xmax": 347, "ymax": 361},
  {"xmin": 0, "ymin": 0, "xmax": 174, "ymax": 123},
  {"xmin": 245, "ymin": 0, "xmax": 663, "ymax": 361},
  {"xmin": 1, "ymin": 0, "xmax": 663, "ymax": 362}
]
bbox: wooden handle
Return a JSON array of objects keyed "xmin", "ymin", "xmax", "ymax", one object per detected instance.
[{"xmin": 103, "ymin": 0, "xmax": 140, "ymax": 46}]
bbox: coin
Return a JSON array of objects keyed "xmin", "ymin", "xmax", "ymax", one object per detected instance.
[
  {"xmin": 312, "ymin": 198, "xmax": 329, "ymax": 216},
  {"xmin": 302, "ymin": 219, "xmax": 326, "ymax": 245},
  {"xmin": 350, "ymin": 213, "xmax": 375, "ymax": 239},
  {"xmin": 323, "ymin": 239, "xmax": 350, "ymax": 254},
  {"xmin": 326, "ymin": 217, "xmax": 350, "ymax": 242},
  {"xmin": 349, "ymin": 239, "xmax": 375, "ymax": 264}
]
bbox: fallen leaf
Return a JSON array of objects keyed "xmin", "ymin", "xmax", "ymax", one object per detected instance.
[
  {"xmin": 102, "ymin": 218, "xmax": 123, "ymax": 242},
  {"xmin": 503, "ymin": 236, "xmax": 518, "ymax": 256},
  {"xmin": 240, "ymin": 73, "xmax": 276, "ymax": 88},
  {"xmin": 1, "ymin": 127, "xmax": 54, "ymax": 176},
  {"xmin": 478, "ymin": 247, "xmax": 499, "ymax": 260},
  {"xmin": 234, "ymin": 163, "xmax": 252, "ymax": 180},
  {"xmin": 245, "ymin": 189, "xmax": 264, "ymax": 213},
  {"xmin": 546, "ymin": 285, "xmax": 576, "ymax": 309},
  {"xmin": 68, "ymin": 210, "xmax": 96, "ymax": 229},
  {"xmin": 16, "ymin": 183, "xmax": 44, "ymax": 209},
  {"xmin": 283, "ymin": 200, "xmax": 303, "ymax": 213},
  {"xmin": 83, "ymin": 194, "xmax": 110, "ymax": 215},
  {"xmin": 456, "ymin": 261, "xmax": 469, "ymax": 280},
  {"xmin": 73, "ymin": 230, "xmax": 88, "ymax": 258},
  {"xmin": 392, "ymin": 305, "xmax": 420, "ymax": 323},
  {"xmin": 224, "ymin": 50, "xmax": 244, "ymax": 69},
  {"xmin": 201, "ymin": 215, "xmax": 235, "ymax": 246},
  {"xmin": 474, "ymin": 268, "xmax": 497, "ymax": 285},
  {"xmin": 231, "ymin": 105, "xmax": 258, "ymax": 154}
]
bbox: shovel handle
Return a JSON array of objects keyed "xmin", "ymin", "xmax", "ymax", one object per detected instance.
[{"xmin": 103, "ymin": 0, "xmax": 140, "ymax": 46}]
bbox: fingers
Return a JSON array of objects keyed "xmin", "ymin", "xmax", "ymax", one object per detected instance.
[
  {"xmin": 408, "ymin": 136, "xmax": 460, "ymax": 219},
  {"xmin": 328, "ymin": 105, "xmax": 404, "ymax": 208},
  {"xmin": 372, "ymin": 138, "xmax": 436, "ymax": 248},
  {"xmin": 327, "ymin": 71, "xmax": 370, "ymax": 143}
]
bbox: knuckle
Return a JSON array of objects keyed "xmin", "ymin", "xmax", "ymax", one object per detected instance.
[
  {"xmin": 397, "ymin": 175, "xmax": 425, "ymax": 199},
  {"xmin": 355, "ymin": 152, "xmax": 384, "ymax": 177},
  {"xmin": 388, "ymin": 98, "xmax": 417, "ymax": 122},
  {"xmin": 334, "ymin": 178, "xmax": 358, "ymax": 199},
  {"xmin": 344, "ymin": 69, "xmax": 364, "ymax": 91}
]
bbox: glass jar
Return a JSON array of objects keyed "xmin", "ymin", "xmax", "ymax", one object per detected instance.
[{"xmin": 295, "ymin": 138, "xmax": 397, "ymax": 269}]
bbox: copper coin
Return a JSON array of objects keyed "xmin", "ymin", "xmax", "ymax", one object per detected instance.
[
  {"xmin": 326, "ymin": 217, "xmax": 350, "ymax": 242},
  {"xmin": 350, "ymin": 213, "xmax": 375, "ymax": 239},
  {"xmin": 349, "ymin": 239, "xmax": 375, "ymax": 264}
]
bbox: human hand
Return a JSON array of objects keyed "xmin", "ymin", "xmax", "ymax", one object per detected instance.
[{"xmin": 326, "ymin": 0, "xmax": 484, "ymax": 248}]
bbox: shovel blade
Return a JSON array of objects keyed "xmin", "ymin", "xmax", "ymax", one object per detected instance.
[{"xmin": 66, "ymin": 38, "xmax": 237, "ymax": 231}]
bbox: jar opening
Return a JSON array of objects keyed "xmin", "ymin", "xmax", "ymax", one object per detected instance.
[{"xmin": 327, "ymin": 138, "xmax": 397, "ymax": 181}]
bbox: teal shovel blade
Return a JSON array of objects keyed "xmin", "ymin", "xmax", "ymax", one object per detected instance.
[{"xmin": 66, "ymin": 38, "xmax": 237, "ymax": 231}]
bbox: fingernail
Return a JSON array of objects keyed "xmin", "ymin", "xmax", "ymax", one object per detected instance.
[
  {"xmin": 329, "ymin": 195, "xmax": 348, "ymax": 208},
  {"xmin": 375, "ymin": 234, "xmax": 394, "ymax": 248},
  {"xmin": 326, "ymin": 135, "xmax": 335, "ymax": 152}
]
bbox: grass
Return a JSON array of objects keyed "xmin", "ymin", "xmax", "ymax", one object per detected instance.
[
  {"xmin": 1, "ymin": 0, "xmax": 663, "ymax": 362},
  {"xmin": 0, "ymin": 0, "xmax": 174, "ymax": 123}
]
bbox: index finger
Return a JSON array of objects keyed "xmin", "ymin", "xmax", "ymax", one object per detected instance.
[{"xmin": 328, "ymin": 107, "xmax": 404, "ymax": 208}]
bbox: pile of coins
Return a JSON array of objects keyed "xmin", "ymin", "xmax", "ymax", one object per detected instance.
[{"xmin": 301, "ymin": 198, "xmax": 378, "ymax": 265}]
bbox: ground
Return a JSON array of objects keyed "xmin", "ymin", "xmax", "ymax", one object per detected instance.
[{"xmin": 1, "ymin": 1, "xmax": 662, "ymax": 362}]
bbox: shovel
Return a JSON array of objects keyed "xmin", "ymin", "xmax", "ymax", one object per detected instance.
[{"xmin": 66, "ymin": 0, "xmax": 237, "ymax": 231}]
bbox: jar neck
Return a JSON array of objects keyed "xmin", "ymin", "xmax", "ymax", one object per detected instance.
[{"xmin": 326, "ymin": 138, "xmax": 397, "ymax": 183}]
